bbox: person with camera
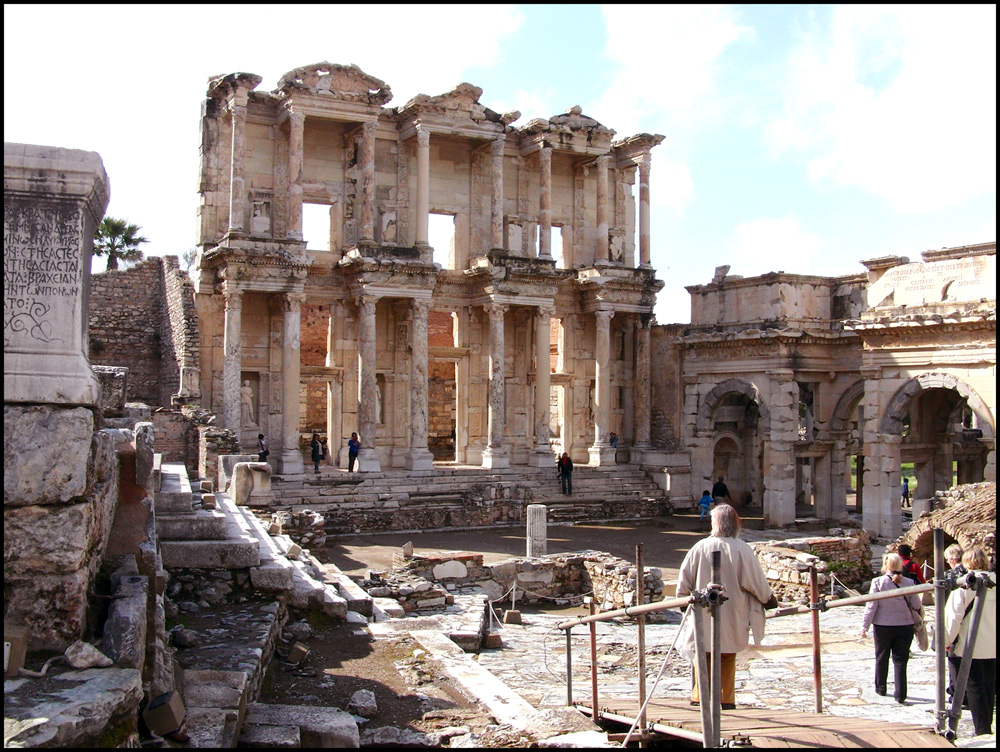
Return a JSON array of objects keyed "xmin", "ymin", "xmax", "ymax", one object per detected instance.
[
  {"xmin": 861, "ymin": 552, "xmax": 923, "ymax": 704},
  {"xmin": 944, "ymin": 546, "xmax": 996, "ymax": 737}
]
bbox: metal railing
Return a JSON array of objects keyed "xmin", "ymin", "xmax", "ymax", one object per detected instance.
[{"xmin": 555, "ymin": 529, "xmax": 991, "ymax": 747}]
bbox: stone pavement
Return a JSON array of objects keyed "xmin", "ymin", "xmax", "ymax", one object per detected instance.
[{"xmin": 475, "ymin": 599, "xmax": 996, "ymax": 748}]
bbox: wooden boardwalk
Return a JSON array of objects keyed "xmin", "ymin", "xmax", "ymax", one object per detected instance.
[{"xmin": 577, "ymin": 698, "xmax": 954, "ymax": 748}]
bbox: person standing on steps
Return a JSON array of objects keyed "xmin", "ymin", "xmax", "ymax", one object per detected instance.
[
  {"xmin": 557, "ymin": 452, "xmax": 574, "ymax": 495},
  {"xmin": 347, "ymin": 432, "xmax": 360, "ymax": 473},
  {"xmin": 711, "ymin": 476, "xmax": 732, "ymax": 507},
  {"xmin": 257, "ymin": 433, "xmax": 269, "ymax": 462},
  {"xmin": 311, "ymin": 433, "xmax": 322, "ymax": 474}
]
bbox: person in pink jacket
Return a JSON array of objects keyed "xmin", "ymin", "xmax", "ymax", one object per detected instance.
[
  {"xmin": 677, "ymin": 503, "xmax": 774, "ymax": 709},
  {"xmin": 861, "ymin": 552, "xmax": 923, "ymax": 704}
]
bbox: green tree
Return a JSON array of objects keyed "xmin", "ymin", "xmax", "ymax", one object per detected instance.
[{"xmin": 94, "ymin": 217, "xmax": 149, "ymax": 271}]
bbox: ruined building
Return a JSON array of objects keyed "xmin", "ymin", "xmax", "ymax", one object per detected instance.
[{"xmin": 191, "ymin": 63, "xmax": 663, "ymax": 478}]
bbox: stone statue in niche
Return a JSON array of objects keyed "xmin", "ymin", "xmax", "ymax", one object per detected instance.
[
  {"xmin": 375, "ymin": 379, "xmax": 384, "ymax": 424},
  {"xmin": 241, "ymin": 380, "xmax": 257, "ymax": 425},
  {"xmin": 610, "ymin": 233, "xmax": 624, "ymax": 263},
  {"xmin": 380, "ymin": 209, "xmax": 397, "ymax": 244},
  {"xmin": 251, "ymin": 201, "xmax": 271, "ymax": 236}
]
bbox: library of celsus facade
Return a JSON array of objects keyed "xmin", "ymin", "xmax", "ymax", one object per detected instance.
[{"xmin": 192, "ymin": 63, "xmax": 663, "ymax": 476}]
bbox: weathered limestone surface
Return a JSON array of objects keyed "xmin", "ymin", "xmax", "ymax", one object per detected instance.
[
  {"xmin": 3, "ymin": 668, "xmax": 143, "ymax": 748},
  {"xmin": 4, "ymin": 405, "xmax": 96, "ymax": 505}
]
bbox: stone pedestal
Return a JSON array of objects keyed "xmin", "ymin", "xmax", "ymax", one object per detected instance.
[
  {"xmin": 526, "ymin": 504, "xmax": 547, "ymax": 558},
  {"xmin": 4, "ymin": 144, "xmax": 108, "ymax": 406},
  {"xmin": 232, "ymin": 462, "xmax": 275, "ymax": 507}
]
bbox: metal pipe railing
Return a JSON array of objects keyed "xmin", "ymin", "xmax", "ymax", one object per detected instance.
[{"xmin": 557, "ymin": 527, "xmax": 984, "ymax": 745}]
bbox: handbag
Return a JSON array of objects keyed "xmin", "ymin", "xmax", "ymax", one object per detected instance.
[{"xmin": 893, "ymin": 579, "xmax": 928, "ymax": 651}]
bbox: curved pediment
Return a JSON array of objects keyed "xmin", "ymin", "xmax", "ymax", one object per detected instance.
[
  {"xmin": 547, "ymin": 105, "xmax": 614, "ymax": 135},
  {"xmin": 276, "ymin": 62, "xmax": 392, "ymax": 105}
]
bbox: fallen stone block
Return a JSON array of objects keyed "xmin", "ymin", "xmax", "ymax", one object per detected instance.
[
  {"xmin": 240, "ymin": 723, "xmax": 301, "ymax": 748},
  {"xmin": 245, "ymin": 703, "xmax": 359, "ymax": 748}
]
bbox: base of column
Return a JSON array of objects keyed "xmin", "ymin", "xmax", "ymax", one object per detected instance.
[
  {"xmin": 481, "ymin": 447, "xmax": 510, "ymax": 470},
  {"xmin": 277, "ymin": 449, "xmax": 304, "ymax": 475},
  {"xmin": 529, "ymin": 447, "xmax": 557, "ymax": 468},
  {"xmin": 630, "ymin": 442, "xmax": 651, "ymax": 465},
  {"xmin": 404, "ymin": 448, "xmax": 435, "ymax": 471},
  {"xmin": 588, "ymin": 444, "xmax": 617, "ymax": 469},
  {"xmin": 358, "ymin": 448, "xmax": 382, "ymax": 473}
]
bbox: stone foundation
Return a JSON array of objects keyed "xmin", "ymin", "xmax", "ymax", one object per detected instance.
[{"xmin": 751, "ymin": 530, "xmax": 872, "ymax": 604}]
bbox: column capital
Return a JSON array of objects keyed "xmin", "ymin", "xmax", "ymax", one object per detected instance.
[
  {"xmin": 287, "ymin": 110, "xmax": 305, "ymax": 128},
  {"xmin": 596, "ymin": 153, "xmax": 613, "ymax": 168},
  {"xmin": 411, "ymin": 297, "xmax": 431, "ymax": 316},
  {"xmin": 282, "ymin": 291, "xmax": 307, "ymax": 311},
  {"xmin": 491, "ymin": 134, "xmax": 506, "ymax": 155},
  {"xmin": 224, "ymin": 288, "xmax": 243, "ymax": 310},
  {"xmin": 416, "ymin": 127, "xmax": 431, "ymax": 147},
  {"xmin": 230, "ymin": 87, "xmax": 250, "ymax": 110},
  {"xmin": 485, "ymin": 301, "xmax": 509, "ymax": 321},
  {"xmin": 361, "ymin": 120, "xmax": 377, "ymax": 137},
  {"xmin": 536, "ymin": 304, "xmax": 556, "ymax": 319},
  {"xmin": 594, "ymin": 309, "xmax": 615, "ymax": 325},
  {"xmin": 357, "ymin": 293, "xmax": 381, "ymax": 309},
  {"xmin": 860, "ymin": 365, "xmax": 882, "ymax": 380}
]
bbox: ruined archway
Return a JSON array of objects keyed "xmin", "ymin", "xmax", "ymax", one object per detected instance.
[
  {"xmin": 880, "ymin": 372, "xmax": 995, "ymax": 500},
  {"xmin": 831, "ymin": 380, "xmax": 866, "ymax": 513}
]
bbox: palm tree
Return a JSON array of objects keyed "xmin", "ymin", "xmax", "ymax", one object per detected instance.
[{"xmin": 94, "ymin": 217, "xmax": 149, "ymax": 271}]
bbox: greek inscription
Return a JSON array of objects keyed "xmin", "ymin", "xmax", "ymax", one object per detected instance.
[{"xmin": 4, "ymin": 202, "xmax": 82, "ymax": 344}]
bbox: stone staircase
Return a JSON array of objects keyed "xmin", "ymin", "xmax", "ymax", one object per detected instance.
[{"xmin": 268, "ymin": 464, "xmax": 669, "ymax": 533}]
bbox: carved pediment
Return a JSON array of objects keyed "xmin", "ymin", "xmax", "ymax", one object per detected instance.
[
  {"xmin": 548, "ymin": 105, "xmax": 614, "ymax": 135},
  {"xmin": 403, "ymin": 83, "xmax": 507, "ymax": 124},
  {"xmin": 276, "ymin": 62, "xmax": 392, "ymax": 105}
]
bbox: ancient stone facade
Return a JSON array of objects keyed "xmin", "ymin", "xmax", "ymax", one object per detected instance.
[
  {"xmin": 192, "ymin": 63, "xmax": 664, "ymax": 476},
  {"xmin": 648, "ymin": 244, "xmax": 996, "ymax": 539}
]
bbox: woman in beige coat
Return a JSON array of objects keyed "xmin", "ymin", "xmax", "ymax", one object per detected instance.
[{"xmin": 676, "ymin": 503, "xmax": 774, "ymax": 709}]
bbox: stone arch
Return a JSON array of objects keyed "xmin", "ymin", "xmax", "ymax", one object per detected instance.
[
  {"xmin": 880, "ymin": 372, "xmax": 995, "ymax": 439},
  {"xmin": 696, "ymin": 378, "xmax": 770, "ymax": 433},
  {"xmin": 831, "ymin": 379, "xmax": 865, "ymax": 433}
]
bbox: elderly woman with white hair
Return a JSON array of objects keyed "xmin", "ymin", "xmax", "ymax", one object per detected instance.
[
  {"xmin": 676, "ymin": 503, "xmax": 774, "ymax": 709},
  {"xmin": 861, "ymin": 552, "xmax": 923, "ymax": 704}
]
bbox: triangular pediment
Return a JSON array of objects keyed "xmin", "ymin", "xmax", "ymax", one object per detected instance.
[{"xmin": 403, "ymin": 83, "xmax": 504, "ymax": 124}]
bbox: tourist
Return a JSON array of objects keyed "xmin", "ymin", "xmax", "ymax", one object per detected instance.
[
  {"xmin": 944, "ymin": 546, "xmax": 996, "ymax": 737},
  {"xmin": 944, "ymin": 543, "xmax": 969, "ymax": 705},
  {"xmin": 557, "ymin": 452, "xmax": 573, "ymax": 495},
  {"xmin": 609, "ymin": 432, "xmax": 619, "ymax": 449},
  {"xmin": 347, "ymin": 432, "xmax": 360, "ymax": 473},
  {"xmin": 897, "ymin": 544, "xmax": 926, "ymax": 584},
  {"xmin": 676, "ymin": 504, "xmax": 775, "ymax": 709},
  {"xmin": 861, "ymin": 552, "xmax": 922, "ymax": 704},
  {"xmin": 711, "ymin": 476, "xmax": 732, "ymax": 506},
  {"xmin": 901, "ymin": 477, "xmax": 910, "ymax": 507},
  {"xmin": 698, "ymin": 489, "xmax": 713, "ymax": 521},
  {"xmin": 257, "ymin": 433, "xmax": 269, "ymax": 462},
  {"xmin": 311, "ymin": 433, "xmax": 322, "ymax": 474}
]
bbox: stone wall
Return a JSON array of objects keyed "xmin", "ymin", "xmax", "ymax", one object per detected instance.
[
  {"xmin": 199, "ymin": 424, "xmax": 241, "ymax": 490},
  {"xmin": 751, "ymin": 531, "xmax": 873, "ymax": 604},
  {"xmin": 370, "ymin": 549, "xmax": 664, "ymax": 613},
  {"xmin": 153, "ymin": 410, "xmax": 198, "ymax": 472},
  {"xmin": 89, "ymin": 258, "xmax": 166, "ymax": 405},
  {"xmin": 89, "ymin": 256, "xmax": 200, "ymax": 408},
  {"xmin": 4, "ymin": 406, "xmax": 121, "ymax": 649},
  {"xmin": 899, "ymin": 482, "xmax": 996, "ymax": 572}
]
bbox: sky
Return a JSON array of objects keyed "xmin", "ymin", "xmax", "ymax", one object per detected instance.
[{"xmin": 4, "ymin": 4, "xmax": 995, "ymax": 324}]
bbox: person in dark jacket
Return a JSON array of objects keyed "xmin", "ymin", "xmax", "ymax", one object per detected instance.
[
  {"xmin": 711, "ymin": 476, "xmax": 732, "ymax": 506},
  {"xmin": 310, "ymin": 433, "xmax": 322, "ymax": 474},
  {"xmin": 557, "ymin": 452, "xmax": 574, "ymax": 495}
]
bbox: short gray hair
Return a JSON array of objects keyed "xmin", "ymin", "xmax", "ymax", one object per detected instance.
[
  {"xmin": 945, "ymin": 543, "xmax": 964, "ymax": 564},
  {"xmin": 711, "ymin": 504, "xmax": 741, "ymax": 539}
]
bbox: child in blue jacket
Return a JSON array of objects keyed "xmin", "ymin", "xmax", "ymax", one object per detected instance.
[{"xmin": 698, "ymin": 489, "xmax": 713, "ymax": 520}]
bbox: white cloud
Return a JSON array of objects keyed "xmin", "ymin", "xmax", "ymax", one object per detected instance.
[
  {"xmin": 727, "ymin": 217, "xmax": 827, "ymax": 276},
  {"xmin": 766, "ymin": 6, "xmax": 996, "ymax": 213}
]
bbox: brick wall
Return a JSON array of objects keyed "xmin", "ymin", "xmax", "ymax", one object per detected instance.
[
  {"xmin": 90, "ymin": 258, "xmax": 165, "ymax": 404},
  {"xmin": 161, "ymin": 255, "xmax": 200, "ymax": 401},
  {"xmin": 153, "ymin": 410, "xmax": 199, "ymax": 474}
]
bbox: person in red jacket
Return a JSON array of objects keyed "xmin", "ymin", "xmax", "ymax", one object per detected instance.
[{"xmin": 897, "ymin": 544, "xmax": 925, "ymax": 584}]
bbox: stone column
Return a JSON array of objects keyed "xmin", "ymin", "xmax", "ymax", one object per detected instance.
[
  {"xmin": 415, "ymin": 127, "xmax": 430, "ymax": 246},
  {"xmin": 222, "ymin": 288, "xmax": 243, "ymax": 433},
  {"xmin": 530, "ymin": 305, "xmax": 555, "ymax": 467},
  {"xmin": 490, "ymin": 135, "xmax": 505, "ymax": 250},
  {"xmin": 278, "ymin": 292, "xmax": 305, "ymax": 475},
  {"xmin": 228, "ymin": 86, "xmax": 251, "ymax": 234},
  {"xmin": 763, "ymin": 371, "xmax": 798, "ymax": 527},
  {"xmin": 538, "ymin": 146, "xmax": 553, "ymax": 259},
  {"xmin": 357, "ymin": 294, "xmax": 382, "ymax": 471},
  {"xmin": 482, "ymin": 301, "xmax": 510, "ymax": 469},
  {"xmin": 526, "ymin": 504, "xmax": 547, "ymax": 558},
  {"xmin": 287, "ymin": 111, "xmax": 305, "ymax": 240},
  {"xmin": 406, "ymin": 299, "xmax": 434, "ymax": 470},
  {"xmin": 633, "ymin": 317, "xmax": 652, "ymax": 458},
  {"xmin": 636, "ymin": 154, "xmax": 652, "ymax": 268},
  {"xmin": 589, "ymin": 309, "xmax": 615, "ymax": 468},
  {"xmin": 595, "ymin": 154, "xmax": 611, "ymax": 263},
  {"xmin": 358, "ymin": 120, "xmax": 377, "ymax": 245}
]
